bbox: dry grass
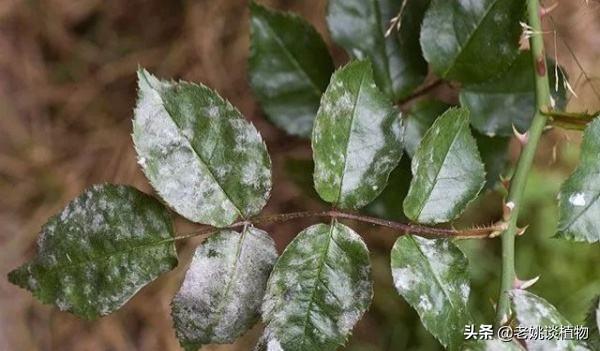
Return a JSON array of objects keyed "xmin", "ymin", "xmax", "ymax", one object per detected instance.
[{"xmin": 0, "ymin": 0, "xmax": 599, "ymax": 350}]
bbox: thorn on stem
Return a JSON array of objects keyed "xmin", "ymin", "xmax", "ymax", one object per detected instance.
[
  {"xmin": 512, "ymin": 125, "xmax": 529, "ymax": 145},
  {"xmin": 513, "ymin": 275, "xmax": 540, "ymax": 290},
  {"xmin": 516, "ymin": 225, "xmax": 529, "ymax": 236},
  {"xmin": 540, "ymin": 2, "xmax": 559, "ymax": 17},
  {"xmin": 503, "ymin": 201, "xmax": 515, "ymax": 220}
]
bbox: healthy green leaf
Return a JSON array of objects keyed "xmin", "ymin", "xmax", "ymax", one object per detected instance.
[
  {"xmin": 585, "ymin": 296, "xmax": 600, "ymax": 350},
  {"xmin": 171, "ymin": 227, "xmax": 277, "ymax": 351},
  {"xmin": 312, "ymin": 60, "xmax": 404, "ymax": 209},
  {"xmin": 133, "ymin": 69, "xmax": 272, "ymax": 227},
  {"xmin": 403, "ymin": 107, "xmax": 485, "ymax": 224},
  {"xmin": 557, "ymin": 116, "xmax": 600, "ymax": 242},
  {"xmin": 259, "ymin": 222, "xmax": 373, "ymax": 351},
  {"xmin": 462, "ymin": 339, "xmax": 525, "ymax": 350},
  {"xmin": 420, "ymin": 0, "xmax": 523, "ymax": 83},
  {"xmin": 510, "ymin": 289, "xmax": 591, "ymax": 351},
  {"xmin": 327, "ymin": 0, "xmax": 429, "ymax": 100},
  {"xmin": 460, "ymin": 53, "xmax": 568, "ymax": 136},
  {"xmin": 391, "ymin": 235, "xmax": 471, "ymax": 350},
  {"xmin": 249, "ymin": 2, "xmax": 334, "ymax": 137},
  {"xmin": 404, "ymin": 99, "xmax": 451, "ymax": 157},
  {"xmin": 475, "ymin": 132, "xmax": 510, "ymax": 189},
  {"xmin": 7, "ymin": 184, "xmax": 177, "ymax": 319}
]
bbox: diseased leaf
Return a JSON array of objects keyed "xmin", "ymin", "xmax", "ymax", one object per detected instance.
[
  {"xmin": 172, "ymin": 227, "xmax": 277, "ymax": 351},
  {"xmin": 8, "ymin": 184, "xmax": 177, "ymax": 319},
  {"xmin": 403, "ymin": 107, "xmax": 485, "ymax": 224},
  {"xmin": 585, "ymin": 296, "xmax": 600, "ymax": 350},
  {"xmin": 420, "ymin": 0, "xmax": 523, "ymax": 83},
  {"xmin": 510, "ymin": 290, "xmax": 591, "ymax": 351},
  {"xmin": 327, "ymin": 0, "xmax": 429, "ymax": 100},
  {"xmin": 462, "ymin": 339, "xmax": 525, "ymax": 350},
  {"xmin": 460, "ymin": 53, "xmax": 568, "ymax": 136},
  {"xmin": 404, "ymin": 99, "xmax": 451, "ymax": 157},
  {"xmin": 249, "ymin": 2, "xmax": 334, "ymax": 137},
  {"xmin": 259, "ymin": 222, "xmax": 373, "ymax": 351},
  {"xmin": 557, "ymin": 116, "xmax": 600, "ymax": 242},
  {"xmin": 391, "ymin": 235, "xmax": 471, "ymax": 350},
  {"xmin": 312, "ymin": 60, "xmax": 404, "ymax": 209},
  {"xmin": 133, "ymin": 69, "xmax": 272, "ymax": 227}
]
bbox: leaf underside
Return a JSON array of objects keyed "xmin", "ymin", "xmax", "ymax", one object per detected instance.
[
  {"xmin": 259, "ymin": 222, "xmax": 373, "ymax": 351},
  {"xmin": 403, "ymin": 107, "xmax": 485, "ymax": 224},
  {"xmin": 172, "ymin": 227, "xmax": 277, "ymax": 351},
  {"xmin": 391, "ymin": 235, "xmax": 471, "ymax": 350},
  {"xmin": 556, "ymin": 116, "xmax": 600, "ymax": 242},
  {"xmin": 249, "ymin": 2, "xmax": 334, "ymax": 137},
  {"xmin": 327, "ymin": 0, "xmax": 429, "ymax": 100},
  {"xmin": 420, "ymin": 0, "xmax": 523, "ymax": 83},
  {"xmin": 312, "ymin": 60, "xmax": 404, "ymax": 210},
  {"xmin": 8, "ymin": 184, "xmax": 177, "ymax": 319},
  {"xmin": 133, "ymin": 68, "xmax": 272, "ymax": 227}
]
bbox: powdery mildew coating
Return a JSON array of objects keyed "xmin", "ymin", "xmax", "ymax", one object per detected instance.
[
  {"xmin": 391, "ymin": 235, "xmax": 471, "ymax": 350},
  {"xmin": 259, "ymin": 222, "xmax": 373, "ymax": 351},
  {"xmin": 7, "ymin": 184, "xmax": 177, "ymax": 319},
  {"xmin": 133, "ymin": 69, "xmax": 272, "ymax": 228},
  {"xmin": 557, "ymin": 116, "xmax": 600, "ymax": 243},
  {"xmin": 403, "ymin": 107, "xmax": 485, "ymax": 224},
  {"xmin": 171, "ymin": 227, "xmax": 277, "ymax": 351},
  {"xmin": 510, "ymin": 290, "xmax": 591, "ymax": 351},
  {"xmin": 312, "ymin": 60, "xmax": 404, "ymax": 210}
]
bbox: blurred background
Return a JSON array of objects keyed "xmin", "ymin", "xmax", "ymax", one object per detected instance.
[{"xmin": 1, "ymin": 0, "xmax": 599, "ymax": 350}]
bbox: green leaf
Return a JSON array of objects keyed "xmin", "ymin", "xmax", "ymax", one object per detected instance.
[
  {"xmin": 403, "ymin": 107, "xmax": 485, "ymax": 224},
  {"xmin": 171, "ymin": 227, "xmax": 277, "ymax": 351},
  {"xmin": 420, "ymin": 0, "xmax": 524, "ymax": 83},
  {"xmin": 133, "ymin": 69, "xmax": 272, "ymax": 227},
  {"xmin": 391, "ymin": 235, "xmax": 471, "ymax": 350},
  {"xmin": 249, "ymin": 2, "xmax": 335, "ymax": 137},
  {"xmin": 557, "ymin": 116, "xmax": 600, "ymax": 242},
  {"xmin": 475, "ymin": 132, "xmax": 510, "ymax": 189},
  {"xmin": 404, "ymin": 99, "xmax": 451, "ymax": 158},
  {"xmin": 585, "ymin": 296, "xmax": 600, "ymax": 350},
  {"xmin": 460, "ymin": 53, "xmax": 568, "ymax": 136},
  {"xmin": 510, "ymin": 289, "xmax": 591, "ymax": 351},
  {"xmin": 364, "ymin": 156, "xmax": 412, "ymax": 221},
  {"xmin": 7, "ymin": 184, "xmax": 177, "ymax": 319},
  {"xmin": 327, "ymin": 0, "xmax": 429, "ymax": 100},
  {"xmin": 312, "ymin": 60, "xmax": 404, "ymax": 209},
  {"xmin": 259, "ymin": 222, "xmax": 373, "ymax": 351},
  {"xmin": 462, "ymin": 339, "xmax": 525, "ymax": 350}
]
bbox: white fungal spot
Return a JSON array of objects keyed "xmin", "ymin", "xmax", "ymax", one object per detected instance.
[{"xmin": 569, "ymin": 193, "xmax": 586, "ymax": 207}]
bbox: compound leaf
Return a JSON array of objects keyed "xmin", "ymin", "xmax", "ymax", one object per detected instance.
[
  {"xmin": 403, "ymin": 107, "xmax": 485, "ymax": 224},
  {"xmin": 312, "ymin": 60, "xmax": 404, "ymax": 209},
  {"xmin": 8, "ymin": 184, "xmax": 178, "ymax": 319},
  {"xmin": 510, "ymin": 290, "xmax": 591, "ymax": 351},
  {"xmin": 557, "ymin": 116, "xmax": 600, "ymax": 242},
  {"xmin": 133, "ymin": 69, "xmax": 272, "ymax": 227},
  {"xmin": 259, "ymin": 222, "xmax": 373, "ymax": 351},
  {"xmin": 249, "ymin": 2, "xmax": 334, "ymax": 137},
  {"xmin": 391, "ymin": 235, "xmax": 471, "ymax": 350},
  {"xmin": 327, "ymin": 0, "xmax": 429, "ymax": 100},
  {"xmin": 420, "ymin": 0, "xmax": 523, "ymax": 83},
  {"xmin": 172, "ymin": 227, "xmax": 277, "ymax": 351}
]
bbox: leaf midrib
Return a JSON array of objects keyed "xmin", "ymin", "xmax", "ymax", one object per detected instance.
[{"xmin": 443, "ymin": 0, "xmax": 503, "ymax": 78}]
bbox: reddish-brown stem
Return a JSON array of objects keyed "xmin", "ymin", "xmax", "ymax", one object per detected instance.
[
  {"xmin": 174, "ymin": 210, "xmax": 503, "ymax": 241},
  {"xmin": 396, "ymin": 79, "xmax": 445, "ymax": 106}
]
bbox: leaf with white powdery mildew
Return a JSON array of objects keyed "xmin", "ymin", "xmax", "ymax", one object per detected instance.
[
  {"xmin": 510, "ymin": 290, "xmax": 591, "ymax": 351},
  {"xmin": 420, "ymin": 0, "xmax": 523, "ymax": 83},
  {"xmin": 171, "ymin": 227, "xmax": 277, "ymax": 351},
  {"xmin": 556, "ymin": 116, "xmax": 600, "ymax": 242},
  {"xmin": 312, "ymin": 60, "xmax": 404, "ymax": 210},
  {"xmin": 327, "ymin": 0, "xmax": 429, "ymax": 100},
  {"xmin": 8, "ymin": 184, "xmax": 178, "ymax": 319},
  {"xmin": 133, "ymin": 69, "xmax": 272, "ymax": 227},
  {"xmin": 391, "ymin": 235, "xmax": 471, "ymax": 350},
  {"xmin": 249, "ymin": 2, "xmax": 334, "ymax": 137},
  {"xmin": 258, "ymin": 222, "xmax": 373, "ymax": 351},
  {"xmin": 403, "ymin": 107, "xmax": 485, "ymax": 224}
]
